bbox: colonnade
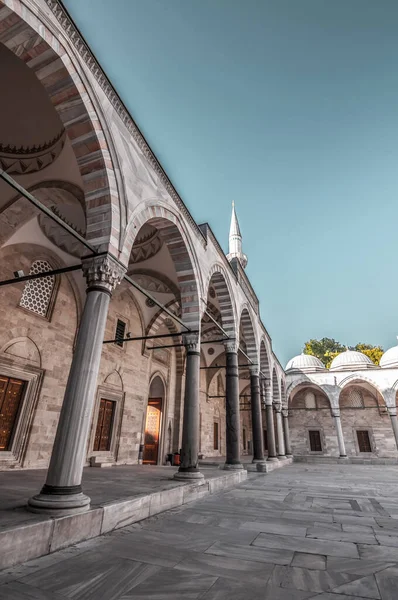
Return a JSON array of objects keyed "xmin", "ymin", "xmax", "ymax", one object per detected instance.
[{"xmin": 27, "ymin": 254, "xmax": 289, "ymax": 516}]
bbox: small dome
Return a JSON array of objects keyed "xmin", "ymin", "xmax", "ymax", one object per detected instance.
[
  {"xmin": 330, "ymin": 350, "xmax": 374, "ymax": 371},
  {"xmin": 285, "ymin": 353, "xmax": 325, "ymax": 373},
  {"xmin": 380, "ymin": 345, "xmax": 398, "ymax": 369}
]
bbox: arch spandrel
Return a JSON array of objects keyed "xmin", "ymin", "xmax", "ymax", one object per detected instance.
[{"xmin": 0, "ymin": 0, "xmax": 121, "ymax": 254}]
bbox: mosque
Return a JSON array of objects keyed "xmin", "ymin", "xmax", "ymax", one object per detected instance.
[
  {"xmin": 0, "ymin": 0, "xmax": 289, "ymax": 518},
  {"xmin": 0, "ymin": 0, "xmax": 397, "ymax": 528}
]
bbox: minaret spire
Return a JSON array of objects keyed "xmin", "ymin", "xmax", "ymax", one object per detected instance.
[{"xmin": 227, "ymin": 201, "xmax": 248, "ymax": 268}]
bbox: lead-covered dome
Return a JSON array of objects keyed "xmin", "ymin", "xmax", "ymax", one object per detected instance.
[
  {"xmin": 285, "ymin": 353, "xmax": 325, "ymax": 373},
  {"xmin": 380, "ymin": 344, "xmax": 398, "ymax": 369},
  {"xmin": 330, "ymin": 350, "xmax": 374, "ymax": 371}
]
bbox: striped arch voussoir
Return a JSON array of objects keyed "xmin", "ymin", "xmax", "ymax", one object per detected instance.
[
  {"xmin": 239, "ymin": 307, "xmax": 258, "ymax": 364},
  {"xmin": 0, "ymin": 0, "xmax": 119, "ymax": 252},
  {"xmin": 206, "ymin": 265, "xmax": 236, "ymax": 339}
]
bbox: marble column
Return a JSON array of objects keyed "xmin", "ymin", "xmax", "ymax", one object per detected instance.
[
  {"xmin": 282, "ymin": 409, "xmax": 292, "ymax": 457},
  {"xmin": 224, "ymin": 341, "xmax": 243, "ymax": 470},
  {"xmin": 28, "ymin": 254, "xmax": 126, "ymax": 515},
  {"xmin": 264, "ymin": 383, "xmax": 278, "ymax": 461},
  {"xmin": 274, "ymin": 402, "xmax": 286, "ymax": 459},
  {"xmin": 250, "ymin": 367, "xmax": 265, "ymax": 462},
  {"xmin": 331, "ymin": 408, "xmax": 347, "ymax": 458},
  {"xmin": 174, "ymin": 333, "xmax": 203, "ymax": 480},
  {"xmin": 388, "ymin": 407, "xmax": 398, "ymax": 451}
]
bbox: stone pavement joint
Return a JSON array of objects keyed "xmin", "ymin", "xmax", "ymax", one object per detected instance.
[{"xmin": 0, "ymin": 463, "xmax": 398, "ymax": 598}]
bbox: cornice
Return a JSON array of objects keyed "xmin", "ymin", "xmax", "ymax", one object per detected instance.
[{"xmin": 46, "ymin": 0, "xmax": 206, "ymax": 247}]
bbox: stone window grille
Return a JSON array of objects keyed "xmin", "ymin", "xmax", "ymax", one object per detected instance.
[
  {"xmin": 19, "ymin": 260, "xmax": 55, "ymax": 318},
  {"xmin": 348, "ymin": 388, "xmax": 364, "ymax": 408}
]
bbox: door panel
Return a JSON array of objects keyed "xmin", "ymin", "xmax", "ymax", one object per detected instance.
[
  {"xmin": 143, "ymin": 398, "xmax": 162, "ymax": 464},
  {"xmin": 0, "ymin": 376, "xmax": 25, "ymax": 451},
  {"xmin": 93, "ymin": 399, "xmax": 115, "ymax": 452}
]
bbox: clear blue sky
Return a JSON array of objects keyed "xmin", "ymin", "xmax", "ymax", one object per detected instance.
[{"xmin": 64, "ymin": 0, "xmax": 398, "ymax": 366}]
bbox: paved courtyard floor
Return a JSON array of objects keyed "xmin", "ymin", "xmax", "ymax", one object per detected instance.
[{"xmin": 1, "ymin": 463, "xmax": 398, "ymax": 599}]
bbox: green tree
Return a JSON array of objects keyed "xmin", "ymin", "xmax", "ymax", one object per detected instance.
[
  {"xmin": 304, "ymin": 338, "xmax": 345, "ymax": 368},
  {"xmin": 303, "ymin": 338, "xmax": 384, "ymax": 368},
  {"xmin": 354, "ymin": 343, "xmax": 384, "ymax": 366}
]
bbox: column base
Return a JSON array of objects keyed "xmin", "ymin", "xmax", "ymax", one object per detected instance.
[
  {"xmin": 223, "ymin": 462, "xmax": 244, "ymax": 470},
  {"xmin": 285, "ymin": 454, "xmax": 293, "ymax": 459},
  {"xmin": 267, "ymin": 456, "xmax": 279, "ymax": 462},
  {"xmin": 27, "ymin": 492, "xmax": 90, "ymax": 516},
  {"xmin": 173, "ymin": 470, "xmax": 204, "ymax": 481},
  {"xmin": 338, "ymin": 455, "xmax": 348, "ymax": 460},
  {"xmin": 252, "ymin": 458, "xmax": 266, "ymax": 463},
  {"xmin": 278, "ymin": 455, "xmax": 288, "ymax": 461}
]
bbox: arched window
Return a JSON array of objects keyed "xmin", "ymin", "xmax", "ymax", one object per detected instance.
[
  {"xmin": 305, "ymin": 391, "xmax": 316, "ymax": 409},
  {"xmin": 347, "ymin": 388, "xmax": 364, "ymax": 408},
  {"xmin": 19, "ymin": 260, "xmax": 55, "ymax": 318}
]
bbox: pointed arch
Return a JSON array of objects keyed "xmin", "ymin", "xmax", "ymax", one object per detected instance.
[
  {"xmin": 125, "ymin": 204, "xmax": 201, "ymax": 329},
  {"xmin": 0, "ymin": 0, "xmax": 120, "ymax": 252},
  {"xmin": 239, "ymin": 306, "xmax": 258, "ymax": 364},
  {"xmin": 272, "ymin": 368, "xmax": 280, "ymax": 403},
  {"xmin": 259, "ymin": 338, "xmax": 271, "ymax": 381},
  {"xmin": 205, "ymin": 263, "xmax": 237, "ymax": 339}
]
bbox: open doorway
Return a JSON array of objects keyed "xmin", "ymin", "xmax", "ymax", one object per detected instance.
[{"xmin": 143, "ymin": 376, "xmax": 165, "ymax": 464}]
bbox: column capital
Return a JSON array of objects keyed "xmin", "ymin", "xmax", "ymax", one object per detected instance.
[
  {"xmin": 264, "ymin": 383, "xmax": 273, "ymax": 406},
  {"xmin": 388, "ymin": 407, "xmax": 397, "ymax": 417},
  {"xmin": 331, "ymin": 408, "xmax": 341, "ymax": 418},
  {"xmin": 82, "ymin": 254, "xmax": 126, "ymax": 294},
  {"xmin": 182, "ymin": 332, "xmax": 200, "ymax": 353},
  {"xmin": 274, "ymin": 401, "xmax": 282, "ymax": 413},
  {"xmin": 224, "ymin": 339, "xmax": 239, "ymax": 354},
  {"xmin": 249, "ymin": 365, "xmax": 260, "ymax": 376},
  {"xmin": 282, "ymin": 408, "xmax": 289, "ymax": 418}
]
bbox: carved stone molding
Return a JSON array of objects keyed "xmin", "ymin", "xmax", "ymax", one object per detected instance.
[
  {"xmin": 45, "ymin": 0, "xmax": 206, "ymax": 247},
  {"xmin": 82, "ymin": 254, "xmax": 126, "ymax": 293},
  {"xmin": 129, "ymin": 269, "xmax": 179, "ymax": 297},
  {"xmin": 224, "ymin": 340, "xmax": 239, "ymax": 354},
  {"xmin": 182, "ymin": 332, "xmax": 200, "ymax": 353},
  {"xmin": 0, "ymin": 130, "xmax": 65, "ymax": 174}
]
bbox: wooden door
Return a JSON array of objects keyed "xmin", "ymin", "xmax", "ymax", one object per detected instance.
[
  {"xmin": 143, "ymin": 398, "xmax": 162, "ymax": 464},
  {"xmin": 0, "ymin": 376, "xmax": 25, "ymax": 451},
  {"xmin": 94, "ymin": 399, "xmax": 115, "ymax": 451}
]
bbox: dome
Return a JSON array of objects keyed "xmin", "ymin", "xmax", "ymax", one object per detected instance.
[
  {"xmin": 285, "ymin": 353, "xmax": 325, "ymax": 373},
  {"xmin": 380, "ymin": 345, "xmax": 398, "ymax": 369},
  {"xmin": 330, "ymin": 350, "xmax": 374, "ymax": 371}
]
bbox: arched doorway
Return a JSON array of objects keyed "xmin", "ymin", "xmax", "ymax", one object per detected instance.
[{"xmin": 143, "ymin": 376, "xmax": 165, "ymax": 465}]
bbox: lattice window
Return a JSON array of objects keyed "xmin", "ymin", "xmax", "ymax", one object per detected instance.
[
  {"xmin": 19, "ymin": 260, "xmax": 55, "ymax": 318},
  {"xmin": 348, "ymin": 388, "xmax": 364, "ymax": 408}
]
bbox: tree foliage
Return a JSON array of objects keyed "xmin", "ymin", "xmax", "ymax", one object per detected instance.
[{"xmin": 303, "ymin": 338, "xmax": 384, "ymax": 368}]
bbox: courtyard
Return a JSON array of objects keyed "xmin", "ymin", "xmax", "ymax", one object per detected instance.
[{"xmin": 1, "ymin": 463, "xmax": 398, "ymax": 599}]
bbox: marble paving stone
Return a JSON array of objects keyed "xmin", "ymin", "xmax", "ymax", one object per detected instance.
[
  {"xmin": 358, "ymin": 543, "xmax": 398, "ymax": 562},
  {"xmin": 375, "ymin": 566, "xmax": 398, "ymax": 600},
  {"xmin": 119, "ymin": 568, "xmax": 217, "ymax": 599},
  {"xmin": 252, "ymin": 531, "xmax": 360, "ymax": 558},
  {"xmin": 270, "ymin": 565, "xmax": 365, "ymax": 593},
  {"xmin": 306, "ymin": 526, "xmax": 377, "ymax": 545},
  {"xmin": 291, "ymin": 552, "xmax": 327, "ymax": 570},
  {"xmin": 101, "ymin": 496, "xmax": 151, "ymax": 534},
  {"xmin": 332, "ymin": 575, "xmax": 380, "ymax": 599},
  {"xmin": 50, "ymin": 508, "xmax": 103, "ymax": 552},
  {"xmin": 310, "ymin": 594, "xmax": 378, "ymax": 600},
  {"xmin": 342, "ymin": 524, "xmax": 374, "ymax": 534},
  {"xmin": 19, "ymin": 553, "xmax": 159, "ymax": 599},
  {"xmin": 205, "ymin": 540, "xmax": 294, "ymax": 565},
  {"xmin": 375, "ymin": 533, "xmax": 398, "ymax": 547},
  {"xmin": 326, "ymin": 557, "xmax": 395, "ymax": 576},
  {"xmin": 0, "ymin": 581, "xmax": 67, "ymax": 599},
  {"xmin": 237, "ymin": 520, "xmax": 308, "ymax": 537},
  {"xmin": 173, "ymin": 553, "xmax": 273, "ymax": 585},
  {"xmin": 196, "ymin": 577, "xmax": 265, "ymax": 600},
  {"xmin": 314, "ymin": 522, "xmax": 343, "ymax": 531}
]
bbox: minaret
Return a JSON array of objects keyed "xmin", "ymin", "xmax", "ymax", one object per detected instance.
[{"xmin": 226, "ymin": 201, "xmax": 248, "ymax": 268}]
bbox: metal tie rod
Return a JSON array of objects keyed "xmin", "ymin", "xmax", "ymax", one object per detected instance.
[
  {"xmin": 0, "ymin": 170, "xmax": 193, "ymax": 333},
  {"xmin": 202, "ymin": 306, "xmax": 230, "ymax": 340},
  {"xmin": 0, "ymin": 170, "xmax": 96, "ymax": 253},
  {"xmin": 103, "ymin": 331, "xmax": 195, "ymax": 345},
  {"xmin": 0, "ymin": 264, "xmax": 82, "ymax": 287}
]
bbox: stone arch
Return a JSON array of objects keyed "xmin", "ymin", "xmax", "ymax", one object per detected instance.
[
  {"xmin": 338, "ymin": 376, "xmax": 387, "ymax": 408},
  {"xmin": 281, "ymin": 379, "xmax": 287, "ymax": 407},
  {"xmin": 149, "ymin": 372, "xmax": 167, "ymax": 396},
  {"xmin": 103, "ymin": 370, "xmax": 124, "ymax": 391},
  {"xmin": 145, "ymin": 300, "xmax": 184, "ymax": 374},
  {"xmin": 239, "ymin": 306, "xmax": 258, "ymax": 364},
  {"xmin": 259, "ymin": 338, "xmax": 271, "ymax": 381},
  {"xmin": 1, "ymin": 336, "xmax": 41, "ymax": 367},
  {"xmin": 0, "ymin": 0, "xmax": 120, "ymax": 252},
  {"xmin": 272, "ymin": 368, "xmax": 280, "ymax": 403},
  {"xmin": 126, "ymin": 204, "xmax": 201, "ymax": 329},
  {"xmin": 287, "ymin": 380, "xmax": 332, "ymax": 409},
  {"xmin": 205, "ymin": 263, "xmax": 237, "ymax": 339}
]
